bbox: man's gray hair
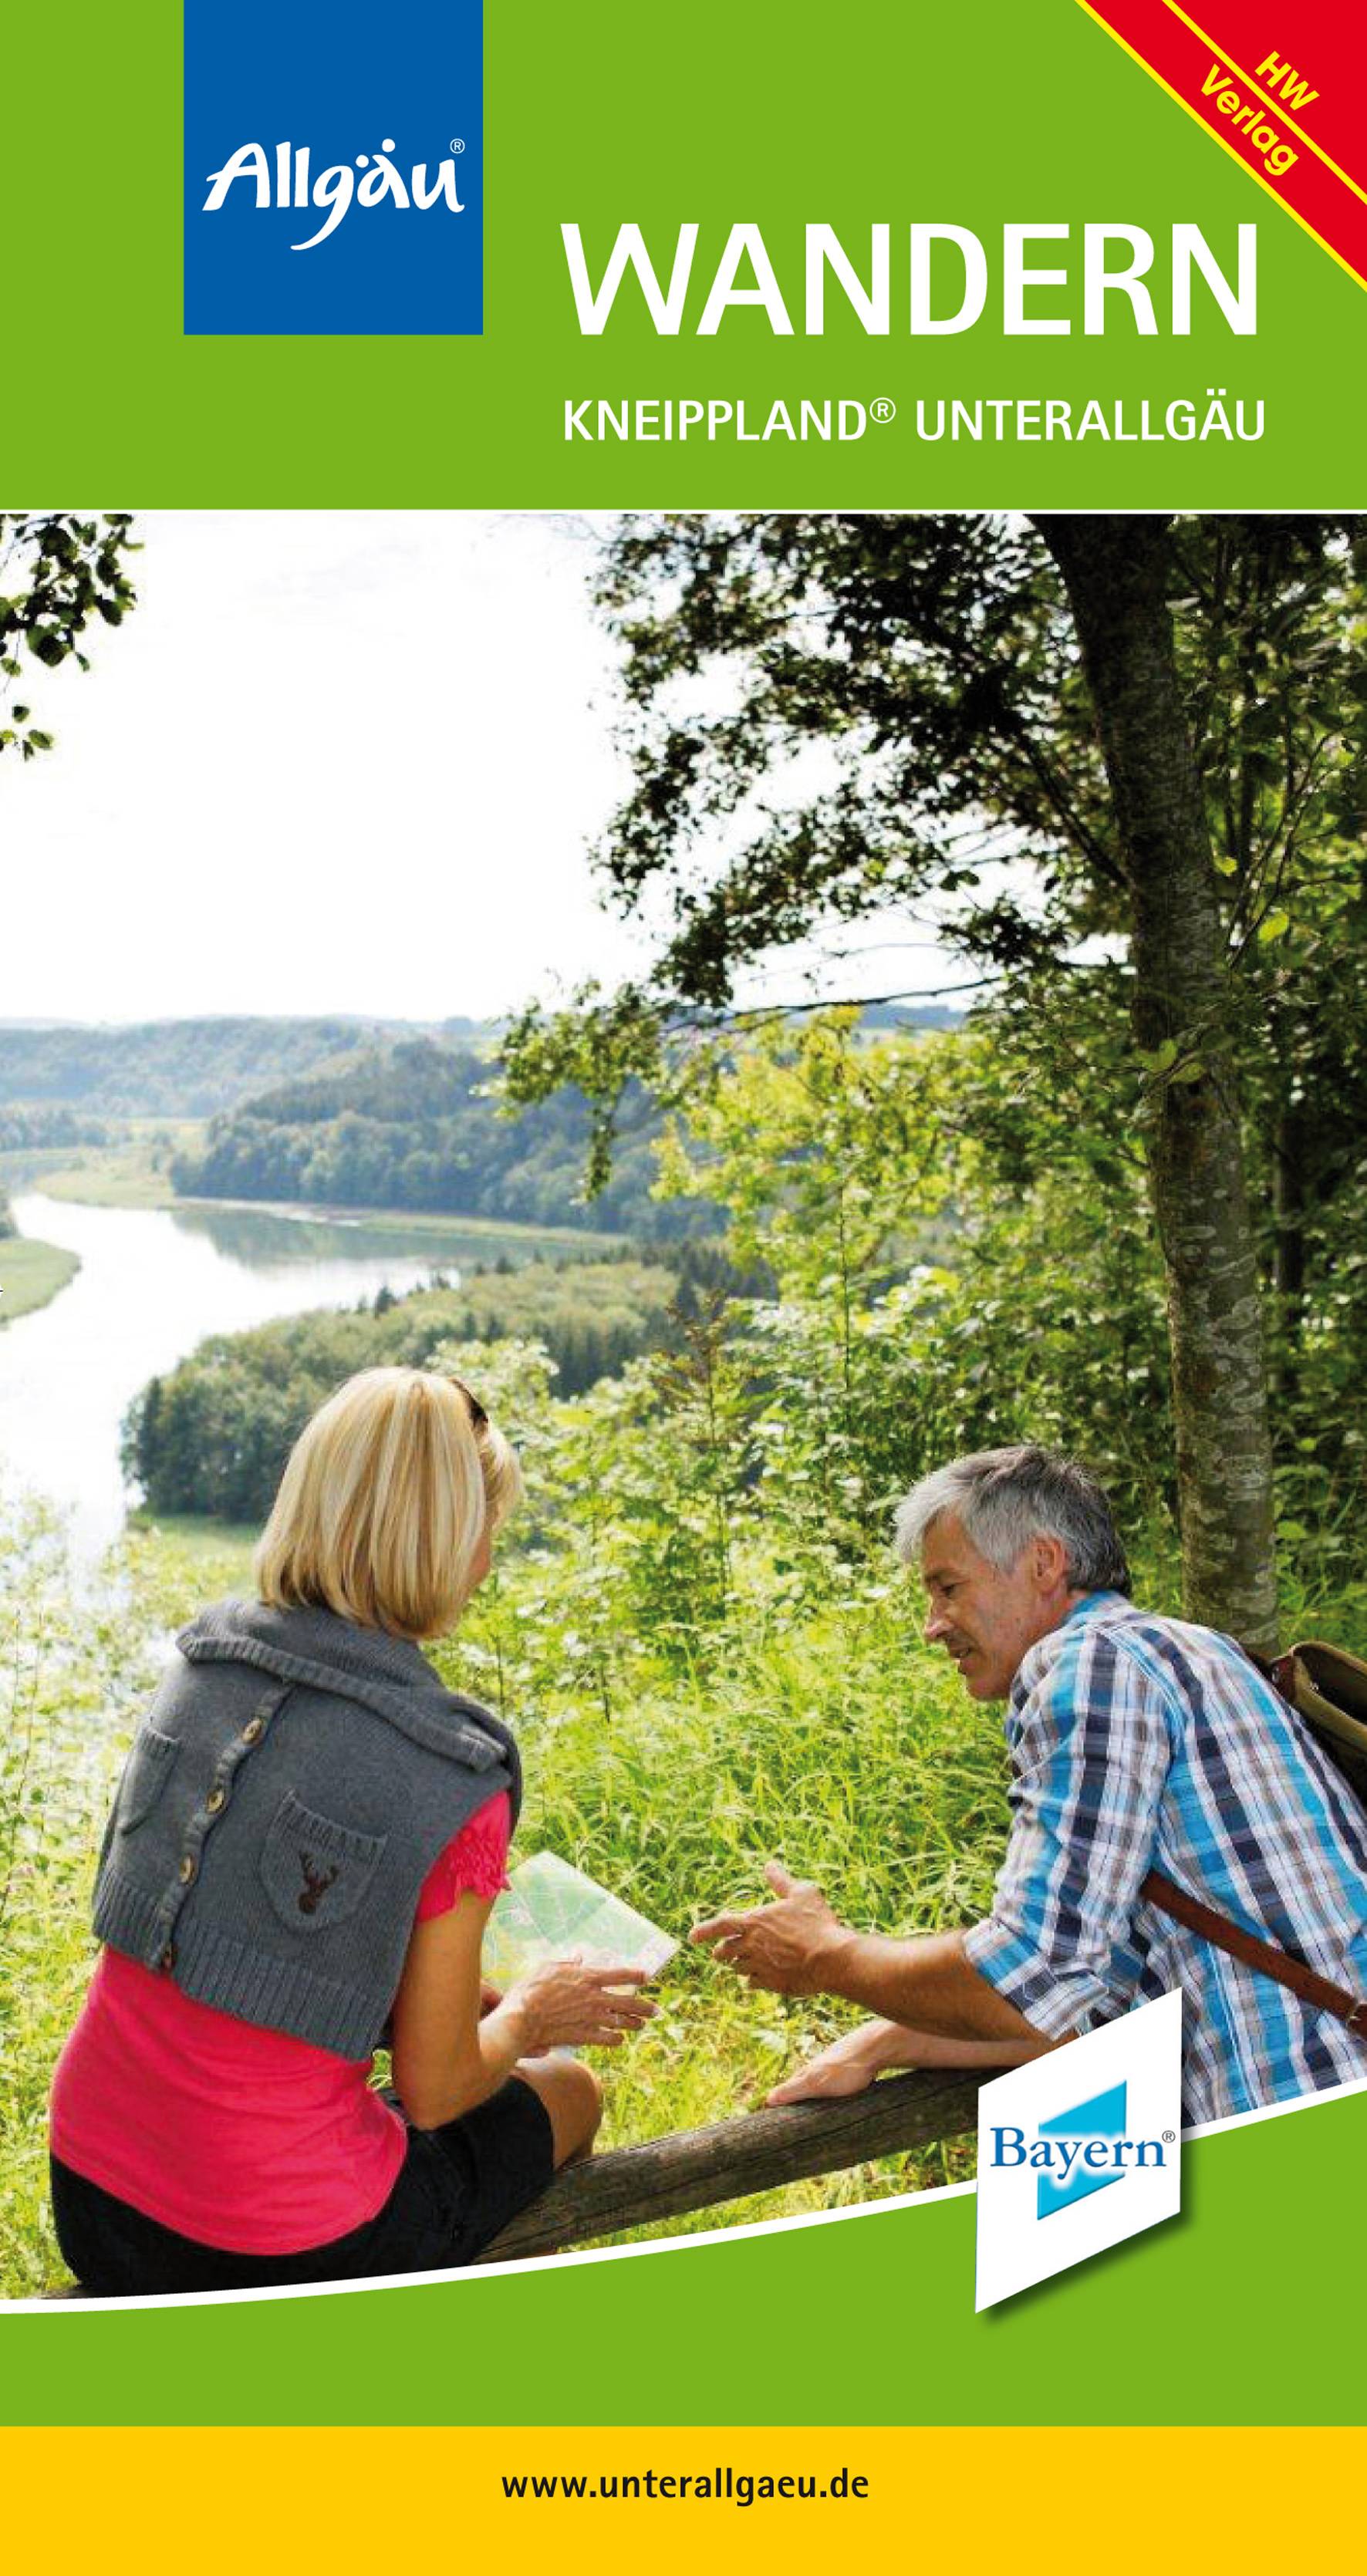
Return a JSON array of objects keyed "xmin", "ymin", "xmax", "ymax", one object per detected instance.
[{"xmin": 893, "ymin": 1445, "xmax": 1131, "ymax": 1594}]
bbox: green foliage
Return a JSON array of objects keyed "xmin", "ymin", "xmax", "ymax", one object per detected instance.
[
  {"xmin": 8, "ymin": 996, "xmax": 1367, "ymax": 2288},
  {"xmin": 463, "ymin": 1322, "xmax": 757, "ymax": 1724},
  {"xmin": 0, "ymin": 513, "xmax": 138, "ymax": 764},
  {"xmin": 0, "ymin": 1510, "xmax": 275, "ymax": 2294},
  {"xmin": 654, "ymin": 1013, "xmax": 1169, "ymax": 1528},
  {"xmin": 503, "ymin": 984, "xmax": 672, "ymax": 1197},
  {"xmin": 562, "ymin": 511, "xmax": 1363, "ymax": 1040},
  {"xmin": 171, "ymin": 1035, "xmax": 721, "ymax": 1238},
  {"xmin": 0, "ymin": 1104, "xmax": 109, "ymax": 1154},
  {"xmin": 122, "ymin": 1259, "xmax": 685, "ymax": 1522},
  {"xmin": 506, "ymin": 514, "xmax": 1367, "ymax": 1631},
  {"xmin": 474, "ymin": 1593, "xmax": 1006, "ymax": 2223}
]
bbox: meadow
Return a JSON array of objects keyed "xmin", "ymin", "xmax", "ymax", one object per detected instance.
[
  {"xmin": 32, "ymin": 1124, "xmax": 200, "ymax": 1211},
  {"xmin": 0, "ymin": 1236, "xmax": 79, "ymax": 1324},
  {"xmin": 33, "ymin": 1131, "xmax": 629, "ymax": 1249},
  {"xmin": 4, "ymin": 1008, "xmax": 1365, "ymax": 2298},
  {"xmin": 0, "ymin": 1502, "xmax": 1003, "ymax": 2297}
]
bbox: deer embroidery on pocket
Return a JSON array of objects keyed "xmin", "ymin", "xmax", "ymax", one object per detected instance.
[
  {"xmin": 262, "ymin": 1793, "xmax": 386, "ymax": 1932},
  {"xmin": 299, "ymin": 1850, "xmax": 341, "ymax": 1915}
]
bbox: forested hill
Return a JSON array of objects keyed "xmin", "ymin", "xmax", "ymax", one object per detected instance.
[
  {"xmin": 122, "ymin": 1254, "xmax": 693, "ymax": 1521},
  {"xmin": 168, "ymin": 1037, "xmax": 714, "ymax": 1238},
  {"xmin": 0, "ymin": 1016, "xmax": 478, "ymax": 1118}
]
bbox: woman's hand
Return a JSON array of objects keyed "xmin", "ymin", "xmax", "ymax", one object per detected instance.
[
  {"xmin": 392, "ymin": 1899, "xmax": 657, "ymax": 2130},
  {"xmin": 503, "ymin": 1954, "xmax": 657, "ymax": 2055}
]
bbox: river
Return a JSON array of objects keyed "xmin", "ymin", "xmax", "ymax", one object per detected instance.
[{"xmin": 0, "ymin": 1190, "xmax": 576, "ymax": 1559}]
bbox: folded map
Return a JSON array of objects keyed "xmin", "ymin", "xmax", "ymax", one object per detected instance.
[{"xmin": 484, "ymin": 1850, "xmax": 677, "ymax": 1986}]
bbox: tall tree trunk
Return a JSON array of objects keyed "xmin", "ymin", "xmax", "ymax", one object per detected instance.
[
  {"xmin": 1034, "ymin": 514, "xmax": 1278, "ymax": 1647},
  {"xmin": 1272, "ymin": 1101, "xmax": 1308, "ymax": 1346}
]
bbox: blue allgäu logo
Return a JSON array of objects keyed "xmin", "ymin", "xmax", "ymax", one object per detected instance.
[
  {"xmin": 990, "ymin": 2079, "xmax": 1170, "ymax": 2221},
  {"xmin": 184, "ymin": 0, "xmax": 483, "ymax": 336}
]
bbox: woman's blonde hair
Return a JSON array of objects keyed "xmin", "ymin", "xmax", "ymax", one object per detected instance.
[{"xmin": 253, "ymin": 1367, "xmax": 521, "ymax": 1640}]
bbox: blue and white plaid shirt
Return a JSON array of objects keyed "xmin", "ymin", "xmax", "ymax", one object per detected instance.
[{"xmin": 964, "ymin": 1592, "xmax": 1367, "ymax": 2123}]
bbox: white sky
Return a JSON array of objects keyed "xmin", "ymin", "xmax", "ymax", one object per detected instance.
[
  {"xmin": 0, "ymin": 512, "xmax": 650, "ymax": 1025},
  {"xmin": 0, "ymin": 511, "xmax": 966, "ymax": 1028}
]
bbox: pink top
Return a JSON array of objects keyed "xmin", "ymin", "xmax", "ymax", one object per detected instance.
[{"xmin": 49, "ymin": 1791, "xmax": 511, "ymax": 2256}]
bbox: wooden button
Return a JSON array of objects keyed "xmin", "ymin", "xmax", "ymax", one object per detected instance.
[
  {"xmin": 178, "ymin": 1855, "xmax": 196, "ymax": 1884},
  {"xmin": 160, "ymin": 1945, "xmax": 175, "ymax": 1972},
  {"xmin": 206, "ymin": 1787, "xmax": 226, "ymax": 1814},
  {"xmin": 241, "ymin": 1717, "xmax": 264, "ymax": 1745}
]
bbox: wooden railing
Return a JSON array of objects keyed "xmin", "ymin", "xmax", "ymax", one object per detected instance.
[
  {"xmin": 476, "ymin": 2065, "xmax": 990, "ymax": 2262},
  {"xmin": 38, "ymin": 2069, "xmax": 991, "ymax": 2291}
]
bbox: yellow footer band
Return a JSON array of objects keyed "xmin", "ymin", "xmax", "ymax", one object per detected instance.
[{"xmin": 1, "ymin": 2427, "xmax": 1361, "ymax": 2564}]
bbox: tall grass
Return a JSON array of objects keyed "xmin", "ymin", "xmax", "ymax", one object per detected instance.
[
  {"xmin": 0, "ymin": 1512, "xmax": 259, "ymax": 2296},
  {"xmin": 8, "ymin": 1499, "xmax": 1359, "ymax": 2292},
  {"xmin": 2, "ymin": 1516, "xmax": 1005, "ymax": 2291},
  {"xmin": 435, "ymin": 1584, "xmax": 1010, "ymax": 2237}
]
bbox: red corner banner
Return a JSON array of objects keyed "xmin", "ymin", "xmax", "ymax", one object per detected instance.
[{"xmin": 1078, "ymin": 0, "xmax": 1367, "ymax": 289}]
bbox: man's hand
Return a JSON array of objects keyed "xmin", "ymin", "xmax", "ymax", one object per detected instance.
[
  {"xmin": 691, "ymin": 1862, "xmax": 852, "ymax": 1996},
  {"xmin": 764, "ymin": 2021, "xmax": 893, "ymax": 2106},
  {"xmin": 698, "ymin": 1872, "xmax": 1055, "ymax": 2049},
  {"xmin": 764, "ymin": 2015, "xmax": 1056, "ymax": 2106}
]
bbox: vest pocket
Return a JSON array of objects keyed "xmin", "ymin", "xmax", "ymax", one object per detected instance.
[
  {"xmin": 453, "ymin": 1725, "xmax": 501, "ymax": 1772},
  {"xmin": 261, "ymin": 1791, "xmax": 388, "ymax": 1934},
  {"xmin": 119, "ymin": 1723, "xmax": 181, "ymax": 1830}
]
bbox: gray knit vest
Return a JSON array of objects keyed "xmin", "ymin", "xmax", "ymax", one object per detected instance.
[{"xmin": 92, "ymin": 1598, "xmax": 521, "ymax": 2060}]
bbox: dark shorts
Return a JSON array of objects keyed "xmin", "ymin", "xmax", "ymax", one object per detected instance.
[{"xmin": 50, "ymin": 2076, "xmax": 556, "ymax": 2298}]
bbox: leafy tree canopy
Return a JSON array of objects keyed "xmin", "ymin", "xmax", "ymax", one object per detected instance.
[
  {"xmin": 170, "ymin": 1033, "xmax": 726, "ymax": 1238},
  {"xmin": 508, "ymin": 511, "xmax": 1363, "ymax": 1101},
  {"xmin": 0, "ymin": 512, "xmax": 138, "ymax": 764},
  {"xmin": 505, "ymin": 511, "xmax": 1367, "ymax": 1642}
]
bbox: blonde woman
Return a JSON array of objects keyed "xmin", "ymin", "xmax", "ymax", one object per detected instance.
[{"xmin": 49, "ymin": 1367, "xmax": 653, "ymax": 2295}]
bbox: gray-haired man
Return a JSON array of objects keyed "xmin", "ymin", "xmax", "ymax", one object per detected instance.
[{"xmin": 694, "ymin": 1445, "xmax": 1367, "ymax": 2120}]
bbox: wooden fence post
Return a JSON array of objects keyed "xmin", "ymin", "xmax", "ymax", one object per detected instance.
[{"xmin": 476, "ymin": 2065, "xmax": 990, "ymax": 2263}]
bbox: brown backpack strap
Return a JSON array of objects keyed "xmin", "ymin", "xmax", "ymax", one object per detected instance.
[{"xmin": 1142, "ymin": 1869, "xmax": 1367, "ymax": 2039}]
